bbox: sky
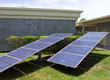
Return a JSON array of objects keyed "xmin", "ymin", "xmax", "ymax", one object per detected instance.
[{"xmin": 0, "ymin": 0, "xmax": 110, "ymax": 21}]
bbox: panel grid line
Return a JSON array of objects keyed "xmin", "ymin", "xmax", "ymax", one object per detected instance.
[
  {"xmin": 74, "ymin": 32, "xmax": 109, "ymax": 68},
  {"xmin": 35, "ymin": 41, "xmax": 52, "ymax": 44},
  {"xmin": 0, "ymin": 33, "xmax": 72, "ymax": 73},
  {"xmin": 47, "ymin": 33, "xmax": 88, "ymax": 61},
  {"xmin": 70, "ymin": 45, "xmax": 92, "ymax": 48},
  {"xmin": 5, "ymin": 55, "xmax": 21, "ymax": 61},
  {"xmin": 21, "ymin": 47, "xmax": 40, "ymax": 51},
  {"xmin": 48, "ymin": 36, "xmax": 66, "ymax": 38},
  {"xmin": 78, "ymin": 40, "xmax": 98, "ymax": 42},
  {"xmin": 0, "ymin": 58, "xmax": 20, "ymax": 73},
  {"xmin": 47, "ymin": 32, "xmax": 109, "ymax": 68},
  {"xmin": 61, "ymin": 52, "xmax": 84, "ymax": 56}
]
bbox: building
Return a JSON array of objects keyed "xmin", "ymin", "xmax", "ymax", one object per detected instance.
[
  {"xmin": 76, "ymin": 15, "xmax": 110, "ymax": 49},
  {"xmin": 0, "ymin": 7, "xmax": 82, "ymax": 51}
]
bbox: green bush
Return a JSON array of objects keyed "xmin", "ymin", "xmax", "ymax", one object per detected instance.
[
  {"xmin": 8, "ymin": 35, "xmax": 81, "ymax": 54},
  {"xmin": 21, "ymin": 36, "xmax": 39, "ymax": 45},
  {"xmin": 8, "ymin": 35, "xmax": 39, "ymax": 49},
  {"xmin": 77, "ymin": 31, "xmax": 85, "ymax": 35},
  {"xmin": 40, "ymin": 36, "xmax": 47, "ymax": 39}
]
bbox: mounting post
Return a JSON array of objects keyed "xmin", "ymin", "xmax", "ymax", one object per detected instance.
[{"xmin": 38, "ymin": 53, "xmax": 42, "ymax": 62}]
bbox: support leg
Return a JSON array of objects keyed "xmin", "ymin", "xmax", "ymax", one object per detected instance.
[{"xmin": 38, "ymin": 53, "xmax": 42, "ymax": 62}]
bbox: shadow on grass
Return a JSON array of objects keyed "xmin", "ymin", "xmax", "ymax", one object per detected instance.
[
  {"xmin": 0, "ymin": 56, "xmax": 52, "ymax": 80},
  {"xmin": 50, "ymin": 52, "xmax": 110, "ymax": 76},
  {"xmin": 0, "ymin": 52, "xmax": 109, "ymax": 80}
]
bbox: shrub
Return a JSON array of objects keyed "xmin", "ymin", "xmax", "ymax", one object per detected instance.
[
  {"xmin": 8, "ymin": 36, "xmax": 23, "ymax": 49},
  {"xmin": 77, "ymin": 31, "xmax": 85, "ymax": 35},
  {"xmin": 40, "ymin": 36, "xmax": 47, "ymax": 39},
  {"xmin": 21, "ymin": 36, "xmax": 39, "ymax": 45},
  {"xmin": 8, "ymin": 35, "xmax": 39, "ymax": 49}
]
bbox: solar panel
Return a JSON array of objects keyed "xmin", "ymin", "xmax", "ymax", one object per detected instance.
[
  {"xmin": 24, "ymin": 42, "xmax": 51, "ymax": 50},
  {"xmin": 79, "ymin": 36, "xmax": 103, "ymax": 41},
  {"xmin": 85, "ymin": 32, "xmax": 108, "ymax": 36},
  {"xmin": 60, "ymin": 46, "xmax": 91, "ymax": 55},
  {"xmin": 49, "ymin": 52, "xmax": 83, "ymax": 67},
  {"xmin": 47, "ymin": 32, "xmax": 109, "ymax": 68},
  {"xmin": 0, "ymin": 33, "xmax": 72, "ymax": 73},
  {"xmin": 71, "ymin": 40, "xmax": 97, "ymax": 47},
  {"xmin": 0, "ymin": 55, "xmax": 20, "ymax": 72},
  {"xmin": 48, "ymin": 33, "xmax": 72, "ymax": 37},
  {"xmin": 36, "ymin": 37, "xmax": 62, "ymax": 43},
  {"xmin": 7, "ymin": 48, "xmax": 39, "ymax": 60}
]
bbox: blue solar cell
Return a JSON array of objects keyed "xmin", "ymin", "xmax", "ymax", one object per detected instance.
[
  {"xmin": 0, "ymin": 55, "xmax": 19, "ymax": 64},
  {"xmin": 48, "ymin": 52, "xmax": 83, "ymax": 68},
  {"xmin": 48, "ymin": 32, "xmax": 109, "ymax": 68},
  {"xmin": 0, "ymin": 55, "xmax": 19, "ymax": 72},
  {"xmin": 24, "ymin": 42, "xmax": 51, "ymax": 50},
  {"xmin": 79, "ymin": 36, "xmax": 102, "ymax": 41},
  {"xmin": 49, "ymin": 33, "xmax": 72, "ymax": 37},
  {"xmin": 86, "ymin": 32, "xmax": 108, "ymax": 36},
  {"xmin": 38, "ymin": 37, "xmax": 62, "ymax": 43},
  {"xmin": 61, "ymin": 46, "xmax": 91, "ymax": 55},
  {"xmin": 71, "ymin": 40, "xmax": 97, "ymax": 47},
  {"xmin": 0, "ymin": 67, "xmax": 5, "ymax": 72},
  {"xmin": 8, "ymin": 48, "xmax": 38, "ymax": 60},
  {"xmin": 0, "ymin": 61, "xmax": 10, "ymax": 71}
]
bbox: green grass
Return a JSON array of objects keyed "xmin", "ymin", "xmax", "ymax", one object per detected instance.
[{"xmin": 0, "ymin": 49, "xmax": 110, "ymax": 80}]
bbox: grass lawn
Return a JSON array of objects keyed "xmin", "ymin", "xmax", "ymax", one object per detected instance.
[{"xmin": 0, "ymin": 49, "xmax": 110, "ymax": 80}]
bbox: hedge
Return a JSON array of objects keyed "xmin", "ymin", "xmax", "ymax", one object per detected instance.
[
  {"xmin": 8, "ymin": 36, "xmax": 40, "ymax": 49},
  {"xmin": 8, "ymin": 35, "xmax": 81, "ymax": 54}
]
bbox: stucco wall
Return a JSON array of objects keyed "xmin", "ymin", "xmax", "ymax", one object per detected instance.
[
  {"xmin": 0, "ymin": 18, "xmax": 76, "ymax": 51},
  {"xmin": 77, "ymin": 27, "xmax": 96, "ymax": 32},
  {"xmin": 97, "ymin": 22, "xmax": 110, "ymax": 49}
]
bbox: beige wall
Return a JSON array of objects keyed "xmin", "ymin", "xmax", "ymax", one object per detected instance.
[
  {"xmin": 77, "ymin": 24, "xmax": 97, "ymax": 32},
  {"xmin": 77, "ymin": 21, "xmax": 110, "ymax": 49},
  {"xmin": 77, "ymin": 27, "xmax": 96, "ymax": 32},
  {"xmin": 97, "ymin": 22, "xmax": 110, "ymax": 49}
]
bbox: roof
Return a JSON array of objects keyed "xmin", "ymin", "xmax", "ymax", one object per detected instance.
[
  {"xmin": 0, "ymin": 7, "xmax": 83, "ymax": 20},
  {"xmin": 0, "ymin": 7, "xmax": 83, "ymax": 13},
  {"xmin": 77, "ymin": 15, "xmax": 110, "ymax": 25}
]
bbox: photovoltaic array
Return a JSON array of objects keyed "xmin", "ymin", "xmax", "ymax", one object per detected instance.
[
  {"xmin": 47, "ymin": 32, "xmax": 109, "ymax": 68},
  {"xmin": 0, "ymin": 33, "xmax": 72, "ymax": 73}
]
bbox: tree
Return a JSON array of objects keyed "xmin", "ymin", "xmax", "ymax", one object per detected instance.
[{"xmin": 79, "ymin": 18, "xmax": 86, "ymax": 22}]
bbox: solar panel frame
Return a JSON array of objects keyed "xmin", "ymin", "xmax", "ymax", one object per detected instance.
[
  {"xmin": 35, "ymin": 37, "xmax": 63, "ymax": 43},
  {"xmin": 60, "ymin": 45, "xmax": 91, "ymax": 55},
  {"xmin": 47, "ymin": 32, "xmax": 109, "ymax": 68},
  {"xmin": 47, "ymin": 33, "xmax": 73, "ymax": 38},
  {"xmin": 23, "ymin": 33, "xmax": 72, "ymax": 51},
  {"xmin": 23, "ymin": 42, "xmax": 51, "ymax": 50},
  {"xmin": 79, "ymin": 32, "xmax": 108, "ymax": 38},
  {"xmin": 7, "ymin": 48, "xmax": 39, "ymax": 60},
  {"xmin": 48, "ymin": 52, "xmax": 84, "ymax": 67},
  {"xmin": 79, "ymin": 36, "xmax": 102, "ymax": 41},
  {"xmin": 0, "ymin": 48, "xmax": 39, "ymax": 73},
  {"xmin": 70, "ymin": 40, "xmax": 97, "ymax": 47},
  {"xmin": 74, "ymin": 32, "xmax": 109, "ymax": 68},
  {"xmin": 0, "ymin": 55, "xmax": 20, "ymax": 73},
  {"xmin": 85, "ymin": 32, "xmax": 108, "ymax": 36},
  {"xmin": 0, "ymin": 33, "xmax": 72, "ymax": 73},
  {"xmin": 71, "ymin": 32, "xmax": 109, "ymax": 46}
]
